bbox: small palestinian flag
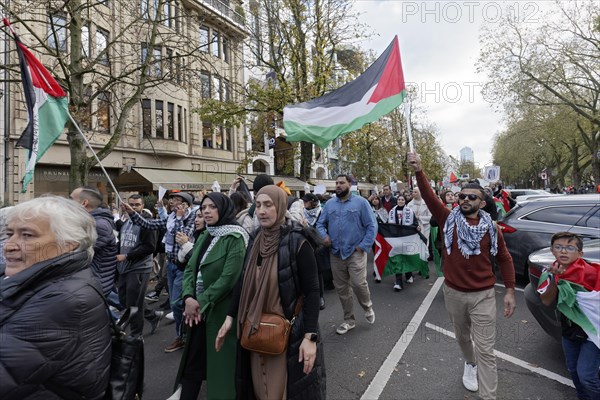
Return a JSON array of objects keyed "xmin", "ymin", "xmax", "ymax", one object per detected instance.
[
  {"xmin": 537, "ymin": 259, "xmax": 600, "ymax": 349},
  {"xmin": 4, "ymin": 18, "xmax": 69, "ymax": 193},
  {"xmin": 283, "ymin": 36, "xmax": 406, "ymax": 148},
  {"xmin": 373, "ymin": 223, "xmax": 429, "ymax": 281}
]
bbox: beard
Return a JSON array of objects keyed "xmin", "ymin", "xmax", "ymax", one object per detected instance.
[
  {"xmin": 459, "ymin": 203, "xmax": 479, "ymax": 215},
  {"xmin": 337, "ymin": 187, "xmax": 350, "ymax": 197}
]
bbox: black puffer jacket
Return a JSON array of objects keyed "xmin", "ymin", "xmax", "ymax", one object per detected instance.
[
  {"xmin": 90, "ymin": 207, "xmax": 118, "ymax": 295},
  {"xmin": 0, "ymin": 250, "xmax": 111, "ymax": 399},
  {"xmin": 235, "ymin": 221, "xmax": 326, "ymax": 400}
]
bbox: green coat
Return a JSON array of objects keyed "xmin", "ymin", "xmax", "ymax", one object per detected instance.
[{"xmin": 177, "ymin": 230, "xmax": 246, "ymax": 399}]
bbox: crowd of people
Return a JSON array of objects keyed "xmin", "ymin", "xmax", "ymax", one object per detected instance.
[{"xmin": 0, "ymin": 161, "xmax": 596, "ymax": 400}]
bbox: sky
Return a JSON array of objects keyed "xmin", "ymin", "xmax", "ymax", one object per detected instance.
[{"xmin": 353, "ymin": 0, "xmax": 547, "ymax": 169}]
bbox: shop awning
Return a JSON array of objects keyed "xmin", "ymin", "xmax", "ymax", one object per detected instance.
[
  {"xmin": 113, "ymin": 168, "xmax": 247, "ymax": 192},
  {"xmin": 309, "ymin": 179, "xmax": 336, "ymax": 192}
]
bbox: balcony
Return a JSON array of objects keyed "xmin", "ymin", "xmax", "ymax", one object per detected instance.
[{"xmin": 196, "ymin": 0, "xmax": 246, "ymax": 31}]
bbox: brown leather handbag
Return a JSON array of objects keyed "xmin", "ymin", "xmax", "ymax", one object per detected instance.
[{"xmin": 241, "ymin": 298, "xmax": 303, "ymax": 355}]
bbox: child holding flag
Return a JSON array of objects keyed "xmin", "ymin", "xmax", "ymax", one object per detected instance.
[{"xmin": 538, "ymin": 232, "xmax": 600, "ymax": 400}]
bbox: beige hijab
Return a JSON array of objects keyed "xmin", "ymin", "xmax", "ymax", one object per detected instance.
[{"xmin": 237, "ymin": 185, "xmax": 288, "ymax": 337}]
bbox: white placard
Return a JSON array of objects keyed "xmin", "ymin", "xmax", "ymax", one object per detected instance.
[
  {"xmin": 158, "ymin": 186, "xmax": 167, "ymax": 201},
  {"xmin": 484, "ymin": 166, "xmax": 500, "ymax": 182},
  {"xmin": 212, "ymin": 180, "xmax": 221, "ymax": 192},
  {"xmin": 314, "ymin": 184, "xmax": 326, "ymax": 195}
]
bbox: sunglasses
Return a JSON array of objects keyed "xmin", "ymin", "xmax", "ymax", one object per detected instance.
[{"xmin": 458, "ymin": 193, "xmax": 481, "ymax": 201}]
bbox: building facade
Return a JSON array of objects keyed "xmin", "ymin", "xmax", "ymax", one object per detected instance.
[{"xmin": 2, "ymin": 0, "xmax": 249, "ymax": 204}]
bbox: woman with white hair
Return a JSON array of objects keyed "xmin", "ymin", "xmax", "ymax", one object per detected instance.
[{"xmin": 0, "ymin": 196, "xmax": 112, "ymax": 399}]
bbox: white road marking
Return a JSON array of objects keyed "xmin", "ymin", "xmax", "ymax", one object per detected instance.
[
  {"xmin": 495, "ymin": 283, "xmax": 524, "ymax": 292},
  {"xmin": 361, "ymin": 277, "xmax": 445, "ymax": 400},
  {"xmin": 424, "ymin": 322, "xmax": 575, "ymax": 388}
]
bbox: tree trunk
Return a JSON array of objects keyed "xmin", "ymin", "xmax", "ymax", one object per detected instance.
[
  {"xmin": 571, "ymin": 145, "xmax": 580, "ymax": 187},
  {"xmin": 299, "ymin": 141, "xmax": 312, "ymax": 181}
]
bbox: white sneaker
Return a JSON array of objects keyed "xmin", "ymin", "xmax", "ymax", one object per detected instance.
[
  {"xmin": 165, "ymin": 312, "xmax": 174, "ymax": 321},
  {"xmin": 393, "ymin": 284, "xmax": 402, "ymax": 291},
  {"xmin": 166, "ymin": 385, "xmax": 182, "ymax": 400},
  {"xmin": 365, "ymin": 308, "xmax": 375, "ymax": 324},
  {"xmin": 407, "ymin": 276, "xmax": 414, "ymax": 284},
  {"xmin": 462, "ymin": 362, "xmax": 478, "ymax": 392},
  {"xmin": 336, "ymin": 322, "xmax": 356, "ymax": 335}
]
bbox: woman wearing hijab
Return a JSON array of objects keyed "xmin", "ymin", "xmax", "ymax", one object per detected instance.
[
  {"xmin": 172, "ymin": 193, "xmax": 249, "ymax": 400},
  {"xmin": 216, "ymin": 185, "xmax": 326, "ymax": 400}
]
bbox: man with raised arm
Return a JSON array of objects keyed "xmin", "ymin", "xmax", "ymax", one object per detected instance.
[{"xmin": 407, "ymin": 152, "xmax": 516, "ymax": 400}]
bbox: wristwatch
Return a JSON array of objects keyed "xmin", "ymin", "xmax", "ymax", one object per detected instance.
[{"xmin": 304, "ymin": 332, "xmax": 318, "ymax": 342}]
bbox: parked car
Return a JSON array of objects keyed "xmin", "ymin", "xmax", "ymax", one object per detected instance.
[
  {"xmin": 498, "ymin": 194, "xmax": 600, "ymax": 277},
  {"xmin": 524, "ymin": 239, "xmax": 600, "ymax": 341},
  {"xmin": 507, "ymin": 189, "xmax": 554, "ymax": 198},
  {"xmin": 515, "ymin": 193, "xmax": 563, "ymax": 202}
]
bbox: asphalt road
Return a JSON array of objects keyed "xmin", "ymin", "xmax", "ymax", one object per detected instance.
[{"xmin": 139, "ymin": 258, "xmax": 575, "ymax": 400}]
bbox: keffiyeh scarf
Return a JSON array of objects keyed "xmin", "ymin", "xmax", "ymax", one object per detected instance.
[
  {"xmin": 443, "ymin": 208, "xmax": 497, "ymax": 258},
  {"xmin": 201, "ymin": 224, "xmax": 249, "ymax": 265}
]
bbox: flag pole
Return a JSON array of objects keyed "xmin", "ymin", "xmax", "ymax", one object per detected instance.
[
  {"xmin": 65, "ymin": 112, "xmax": 121, "ymax": 207},
  {"xmin": 404, "ymin": 101, "xmax": 414, "ymax": 153}
]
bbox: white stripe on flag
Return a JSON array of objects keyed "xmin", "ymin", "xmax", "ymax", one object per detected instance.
[{"xmin": 385, "ymin": 233, "xmax": 428, "ymax": 260}]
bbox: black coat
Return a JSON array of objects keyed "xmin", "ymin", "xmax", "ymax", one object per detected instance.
[
  {"xmin": 0, "ymin": 251, "xmax": 111, "ymax": 399},
  {"xmin": 90, "ymin": 207, "xmax": 118, "ymax": 295},
  {"xmin": 235, "ymin": 221, "xmax": 326, "ymax": 400}
]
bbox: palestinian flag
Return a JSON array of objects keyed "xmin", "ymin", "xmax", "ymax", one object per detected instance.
[
  {"xmin": 449, "ymin": 172, "xmax": 459, "ymax": 183},
  {"xmin": 373, "ymin": 223, "xmax": 429, "ymax": 281},
  {"xmin": 283, "ymin": 36, "xmax": 406, "ymax": 148},
  {"xmin": 4, "ymin": 19, "xmax": 69, "ymax": 193},
  {"xmin": 537, "ymin": 259, "xmax": 600, "ymax": 349}
]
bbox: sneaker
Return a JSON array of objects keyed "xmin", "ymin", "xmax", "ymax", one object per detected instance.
[
  {"xmin": 167, "ymin": 386, "xmax": 182, "ymax": 400},
  {"xmin": 164, "ymin": 336, "xmax": 185, "ymax": 353},
  {"xmin": 462, "ymin": 362, "xmax": 478, "ymax": 392},
  {"xmin": 365, "ymin": 308, "xmax": 375, "ymax": 324},
  {"xmin": 375, "ymin": 278, "xmax": 382, "ymax": 283},
  {"xmin": 149, "ymin": 311, "xmax": 164, "ymax": 334},
  {"xmin": 393, "ymin": 283, "xmax": 402, "ymax": 292},
  {"xmin": 165, "ymin": 311, "xmax": 174, "ymax": 321},
  {"xmin": 407, "ymin": 276, "xmax": 414, "ymax": 284},
  {"xmin": 145, "ymin": 291, "xmax": 160, "ymax": 302},
  {"xmin": 336, "ymin": 322, "xmax": 356, "ymax": 335}
]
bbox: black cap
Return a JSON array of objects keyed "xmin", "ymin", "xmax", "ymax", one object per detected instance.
[
  {"xmin": 169, "ymin": 192, "xmax": 194, "ymax": 206},
  {"xmin": 302, "ymin": 193, "xmax": 319, "ymax": 202}
]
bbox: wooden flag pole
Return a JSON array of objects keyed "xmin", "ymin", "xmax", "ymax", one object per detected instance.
[{"xmin": 404, "ymin": 101, "xmax": 414, "ymax": 153}]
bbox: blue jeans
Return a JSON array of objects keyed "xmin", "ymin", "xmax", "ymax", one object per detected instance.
[
  {"xmin": 167, "ymin": 261, "xmax": 184, "ymax": 337},
  {"xmin": 562, "ymin": 337, "xmax": 600, "ymax": 400}
]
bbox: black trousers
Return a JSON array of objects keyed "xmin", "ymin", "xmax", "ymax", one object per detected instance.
[
  {"xmin": 117, "ymin": 271, "xmax": 150, "ymax": 337},
  {"xmin": 179, "ymin": 321, "xmax": 207, "ymax": 400}
]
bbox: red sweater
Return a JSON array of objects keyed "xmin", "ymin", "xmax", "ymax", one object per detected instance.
[{"xmin": 416, "ymin": 171, "xmax": 516, "ymax": 292}]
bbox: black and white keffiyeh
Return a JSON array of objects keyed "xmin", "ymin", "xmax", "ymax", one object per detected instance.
[
  {"xmin": 443, "ymin": 207, "xmax": 497, "ymax": 258},
  {"xmin": 201, "ymin": 224, "xmax": 249, "ymax": 264}
]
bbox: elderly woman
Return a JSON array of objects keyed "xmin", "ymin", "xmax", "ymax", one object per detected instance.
[
  {"xmin": 0, "ymin": 196, "xmax": 111, "ymax": 399},
  {"xmin": 173, "ymin": 193, "xmax": 249, "ymax": 400},
  {"xmin": 216, "ymin": 185, "xmax": 326, "ymax": 400}
]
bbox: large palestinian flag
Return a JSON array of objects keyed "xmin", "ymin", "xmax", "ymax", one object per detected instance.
[
  {"xmin": 537, "ymin": 259, "xmax": 600, "ymax": 349},
  {"xmin": 4, "ymin": 19, "xmax": 69, "ymax": 193},
  {"xmin": 283, "ymin": 36, "xmax": 406, "ymax": 148},
  {"xmin": 373, "ymin": 223, "xmax": 429, "ymax": 281}
]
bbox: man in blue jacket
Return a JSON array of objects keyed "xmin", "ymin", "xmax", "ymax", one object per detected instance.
[{"xmin": 317, "ymin": 174, "xmax": 377, "ymax": 335}]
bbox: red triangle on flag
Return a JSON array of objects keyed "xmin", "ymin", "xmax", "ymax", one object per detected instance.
[{"xmin": 449, "ymin": 172, "xmax": 458, "ymax": 183}]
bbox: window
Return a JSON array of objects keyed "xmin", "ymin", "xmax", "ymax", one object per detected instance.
[
  {"xmin": 82, "ymin": 86, "xmax": 93, "ymax": 130},
  {"xmin": 253, "ymin": 160, "xmax": 266, "ymax": 173},
  {"xmin": 153, "ymin": 47, "xmax": 162, "ymax": 77},
  {"xmin": 175, "ymin": 53, "xmax": 182, "ymax": 85},
  {"xmin": 200, "ymin": 71, "xmax": 210, "ymax": 99},
  {"xmin": 163, "ymin": 0, "xmax": 172, "ymax": 27},
  {"xmin": 167, "ymin": 102, "xmax": 174, "ymax": 139},
  {"xmin": 215, "ymin": 126, "xmax": 223, "ymax": 149},
  {"xmin": 212, "ymin": 75, "xmax": 221, "ymax": 100},
  {"xmin": 177, "ymin": 105, "xmax": 183, "ymax": 142},
  {"xmin": 174, "ymin": 3, "xmax": 180, "ymax": 33},
  {"xmin": 203, "ymin": 122, "xmax": 212, "ymax": 148},
  {"xmin": 223, "ymin": 36, "xmax": 229, "ymax": 63},
  {"xmin": 142, "ymin": 99, "xmax": 152, "ymax": 137},
  {"xmin": 211, "ymin": 30, "xmax": 220, "ymax": 58},
  {"xmin": 96, "ymin": 28, "xmax": 109, "ymax": 64},
  {"xmin": 48, "ymin": 13, "xmax": 67, "ymax": 52},
  {"xmin": 199, "ymin": 26, "xmax": 209, "ymax": 52},
  {"xmin": 155, "ymin": 100, "xmax": 164, "ymax": 138},
  {"xmin": 523, "ymin": 206, "xmax": 595, "ymax": 226},
  {"xmin": 97, "ymin": 91, "xmax": 110, "ymax": 131},
  {"xmin": 225, "ymin": 127, "xmax": 232, "ymax": 151},
  {"xmin": 141, "ymin": 0, "xmax": 158, "ymax": 19},
  {"xmin": 165, "ymin": 48, "xmax": 173, "ymax": 79}
]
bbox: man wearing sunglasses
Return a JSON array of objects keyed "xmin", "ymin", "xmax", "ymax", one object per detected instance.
[{"xmin": 408, "ymin": 152, "xmax": 516, "ymax": 400}]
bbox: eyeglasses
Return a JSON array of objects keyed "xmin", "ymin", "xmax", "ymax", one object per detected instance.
[
  {"xmin": 552, "ymin": 244, "xmax": 579, "ymax": 253},
  {"xmin": 458, "ymin": 193, "xmax": 481, "ymax": 201}
]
